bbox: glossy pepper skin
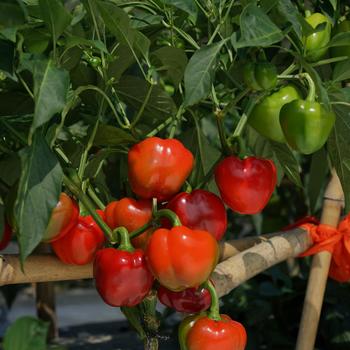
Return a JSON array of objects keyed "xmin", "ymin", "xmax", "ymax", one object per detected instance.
[
  {"xmin": 158, "ymin": 285, "xmax": 211, "ymax": 313},
  {"xmin": 105, "ymin": 198, "xmax": 152, "ymax": 249},
  {"xmin": 94, "ymin": 247, "xmax": 154, "ymax": 307},
  {"xmin": 128, "ymin": 137, "xmax": 194, "ymax": 201},
  {"xmin": 331, "ymin": 20, "xmax": 350, "ymax": 58},
  {"xmin": 166, "ymin": 190, "xmax": 227, "ymax": 241},
  {"xmin": 184, "ymin": 315, "xmax": 247, "ymax": 350},
  {"xmin": 304, "ymin": 13, "xmax": 332, "ymax": 62},
  {"xmin": 215, "ymin": 156, "xmax": 277, "ymax": 215},
  {"xmin": 0, "ymin": 222, "xmax": 12, "ymax": 250},
  {"xmin": 51, "ymin": 210, "xmax": 106, "ymax": 265},
  {"xmin": 280, "ymin": 100, "xmax": 336, "ymax": 154},
  {"xmin": 248, "ymin": 85, "xmax": 301, "ymax": 143},
  {"xmin": 146, "ymin": 226, "xmax": 218, "ymax": 291},
  {"xmin": 42, "ymin": 193, "xmax": 79, "ymax": 242},
  {"xmin": 243, "ymin": 62, "xmax": 277, "ymax": 91}
]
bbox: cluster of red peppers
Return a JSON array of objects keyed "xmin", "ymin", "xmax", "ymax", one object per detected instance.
[{"xmin": 37, "ymin": 136, "xmax": 279, "ymax": 349}]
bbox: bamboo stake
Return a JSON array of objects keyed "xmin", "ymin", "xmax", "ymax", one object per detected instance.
[
  {"xmin": 212, "ymin": 228, "xmax": 312, "ymax": 297},
  {"xmin": 296, "ymin": 171, "xmax": 344, "ymax": 350},
  {"xmin": 0, "ymin": 228, "xmax": 311, "ymax": 290}
]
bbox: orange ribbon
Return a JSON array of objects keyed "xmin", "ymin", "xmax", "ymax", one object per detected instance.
[{"xmin": 285, "ymin": 215, "xmax": 350, "ymax": 282}]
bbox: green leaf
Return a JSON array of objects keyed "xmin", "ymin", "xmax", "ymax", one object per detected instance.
[
  {"xmin": 328, "ymin": 0, "xmax": 337, "ymax": 10},
  {"xmin": 93, "ymin": 124, "xmax": 136, "ymax": 147},
  {"xmin": 270, "ymin": 142, "xmax": 302, "ymax": 187},
  {"xmin": 0, "ymin": 205, "xmax": 4, "ymax": 241},
  {"xmin": 95, "ymin": 1, "xmax": 149, "ymax": 60},
  {"xmin": 332, "ymin": 59, "xmax": 350, "ymax": 82},
  {"xmin": 39, "ymin": 0, "xmax": 72, "ymax": 40},
  {"xmin": 232, "ymin": 3, "xmax": 284, "ymax": 49},
  {"xmin": 328, "ymin": 104, "xmax": 350, "ymax": 212},
  {"xmin": 3, "ymin": 316, "xmax": 49, "ymax": 350},
  {"xmin": 14, "ymin": 134, "xmax": 63, "ymax": 263},
  {"xmin": 29, "ymin": 58, "xmax": 70, "ymax": 140},
  {"xmin": 64, "ymin": 35, "xmax": 108, "ymax": 53},
  {"xmin": 0, "ymin": 39, "xmax": 15, "ymax": 75},
  {"xmin": 162, "ymin": 0, "xmax": 198, "ymax": 23},
  {"xmin": 327, "ymin": 32, "xmax": 350, "ymax": 48},
  {"xmin": 121, "ymin": 306, "xmax": 146, "ymax": 340},
  {"xmin": 184, "ymin": 40, "xmax": 227, "ymax": 106},
  {"xmin": 151, "ymin": 46, "xmax": 188, "ymax": 86},
  {"xmin": 0, "ymin": 1, "xmax": 26, "ymax": 30},
  {"xmin": 307, "ymin": 147, "xmax": 328, "ymax": 212},
  {"xmin": 115, "ymin": 76, "xmax": 177, "ymax": 123}
]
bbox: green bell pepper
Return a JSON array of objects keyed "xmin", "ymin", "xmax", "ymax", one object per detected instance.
[{"xmin": 243, "ymin": 62, "xmax": 277, "ymax": 91}]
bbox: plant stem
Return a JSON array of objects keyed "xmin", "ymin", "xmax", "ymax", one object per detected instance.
[
  {"xmin": 146, "ymin": 116, "xmax": 173, "ymax": 137},
  {"xmin": 63, "ymin": 174, "xmax": 114, "ymax": 242},
  {"xmin": 129, "ymin": 221, "xmax": 153, "ymax": 239},
  {"xmin": 153, "ymin": 209, "xmax": 181, "ymax": 227},
  {"xmin": 300, "ymin": 72, "xmax": 316, "ymax": 102},
  {"xmin": 204, "ymin": 280, "xmax": 221, "ymax": 321},
  {"xmin": 169, "ymin": 104, "xmax": 184, "ymax": 138},
  {"xmin": 215, "ymin": 110, "xmax": 231, "ymax": 156},
  {"xmin": 87, "ymin": 185, "xmax": 106, "ymax": 210},
  {"xmin": 131, "ymin": 83, "xmax": 154, "ymax": 128},
  {"xmin": 114, "ymin": 226, "xmax": 134, "ymax": 251}
]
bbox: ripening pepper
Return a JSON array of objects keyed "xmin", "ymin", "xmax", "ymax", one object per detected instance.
[
  {"xmin": 304, "ymin": 12, "xmax": 332, "ymax": 62},
  {"xmin": 215, "ymin": 156, "xmax": 277, "ymax": 214},
  {"xmin": 243, "ymin": 62, "xmax": 277, "ymax": 91},
  {"xmin": 157, "ymin": 285, "xmax": 211, "ymax": 314},
  {"xmin": 42, "ymin": 193, "xmax": 79, "ymax": 242},
  {"xmin": 0, "ymin": 222, "xmax": 12, "ymax": 250},
  {"xmin": 166, "ymin": 189, "xmax": 227, "ymax": 241},
  {"xmin": 94, "ymin": 227, "xmax": 154, "ymax": 307},
  {"xmin": 248, "ymin": 85, "xmax": 302, "ymax": 143},
  {"xmin": 105, "ymin": 198, "xmax": 152, "ymax": 249},
  {"xmin": 51, "ymin": 210, "xmax": 106, "ymax": 265},
  {"xmin": 128, "ymin": 137, "xmax": 194, "ymax": 201},
  {"xmin": 279, "ymin": 75, "xmax": 336, "ymax": 154},
  {"xmin": 146, "ymin": 225, "xmax": 218, "ymax": 291}
]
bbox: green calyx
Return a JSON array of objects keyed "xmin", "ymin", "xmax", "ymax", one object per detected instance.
[
  {"xmin": 153, "ymin": 209, "xmax": 182, "ymax": 227},
  {"xmin": 248, "ymin": 85, "xmax": 302, "ymax": 143},
  {"xmin": 114, "ymin": 226, "xmax": 134, "ymax": 252},
  {"xmin": 243, "ymin": 62, "xmax": 277, "ymax": 91}
]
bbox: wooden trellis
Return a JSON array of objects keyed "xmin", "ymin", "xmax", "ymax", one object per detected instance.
[{"xmin": 0, "ymin": 172, "xmax": 344, "ymax": 350}]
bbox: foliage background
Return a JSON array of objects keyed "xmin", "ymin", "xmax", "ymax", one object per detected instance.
[{"xmin": 0, "ymin": 0, "xmax": 350, "ymax": 349}]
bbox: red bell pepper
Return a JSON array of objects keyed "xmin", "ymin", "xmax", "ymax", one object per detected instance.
[
  {"xmin": 94, "ymin": 227, "xmax": 154, "ymax": 307},
  {"xmin": 158, "ymin": 285, "xmax": 211, "ymax": 313},
  {"xmin": 179, "ymin": 281, "xmax": 247, "ymax": 350},
  {"xmin": 51, "ymin": 210, "xmax": 106, "ymax": 265},
  {"xmin": 0, "ymin": 222, "xmax": 12, "ymax": 250},
  {"xmin": 145, "ymin": 215, "xmax": 218, "ymax": 291},
  {"xmin": 128, "ymin": 137, "xmax": 194, "ymax": 201},
  {"xmin": 105, "ymin": 198, "xmax": 152, "ymax": 249},
  {"xmin": 42, "ymin": 193, "xmax": 79, "ymax": 242},
  {"xmin": 166, "ymin": 189, "xmax": 227, "ymax": 241},
  {"xmin": 215, "ymin": 156, "xmax": 276, "ymax": 214}
]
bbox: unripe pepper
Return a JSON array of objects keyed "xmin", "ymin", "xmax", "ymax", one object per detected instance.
[
  {"xmin": 248, "ymin": 85, "xmax": 301, "ymax": 143},
  {"xmin": 243, "ymin": 62, "xmax": 277, "ymax": 91},
  {"xmin": 331, "ymin": 20, "xmax": 350, "ymax": 58},
  {"xmin": 158, "ymin": 285, "xmax": 211, "ymax": 313},
  {"xmin": 94, "ymin": 227, "xmax": 154, "ymax": 307},
  {"xmin": 105, "ymin": 198, "xmax": 152, "ymax": 249},
  {"xmin": 166, "ymin": 189, "xmax": 227, "ymax": 241},
  {"xmin": 280, "ymin": 74, "xmax": 336, "ymax": 154},
  {"xmin": 145, "ymin": 210, "xmax": 218, "ymax": 291},
  {"xmin": 303, "ymin": 12, "xmax": 332, "ymax": 62},
  {"xmin": 215, "ymin": 156, "xmax": 277, "ymax": 214},
  {"xmin": 42, "ymin": 193, "xmax": 79, "ymax": 242},
  {"xmin": 128, "ymin": 137, "xmax": 194, "ymax": 201},
  {"xmin": 179, "ymin": 282, "xmax": 247, "ymax": 350},
  {"xmin": 51, "ymin": 210, "xmax": 106, "ymax": 265}
]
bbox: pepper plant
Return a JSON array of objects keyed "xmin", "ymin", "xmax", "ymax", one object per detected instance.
[{"xmin": 0, "ymin": 0, "xmax": 350, "ymax": 349}]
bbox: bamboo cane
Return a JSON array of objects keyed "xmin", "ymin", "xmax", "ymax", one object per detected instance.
[
  {"xmin": 0, "ymin": 228, "xmax": 311, "ymax": 289},
  {"xmin": 295, "ymin": 171, "xmax": 344, "ymax": 350}
]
